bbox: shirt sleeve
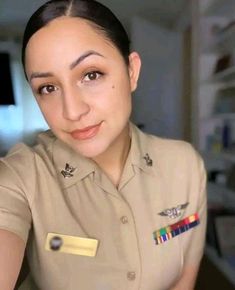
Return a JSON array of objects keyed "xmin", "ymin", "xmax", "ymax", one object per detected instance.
[
  {"xmin": 0, "ymin": 157, "xmax": 32, "ymax": 243},
  {"xmin": 182, "ymin": 147, "xmax": 207, "ymax": 266}
]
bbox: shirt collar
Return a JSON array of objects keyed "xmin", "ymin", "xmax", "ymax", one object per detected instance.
[
  {"xmin": 129, "ymin": 122, "xmax": 157, "ymax": 176},
  {"xmin": 43, "ymin": 122, "xmax": 156, "ymax": 189},
  {"xmin": 52, "ymin": 138, "xmax": 96, "ymax": 188}
]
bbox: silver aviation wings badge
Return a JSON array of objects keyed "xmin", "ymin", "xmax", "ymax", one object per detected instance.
[
  {"xmin": 61, "ymin": 163, "xmax": 76, "ymax": 178},
  {"xmin": 158, "ymin": 202, "xmax": 189, "ymax": 219}
]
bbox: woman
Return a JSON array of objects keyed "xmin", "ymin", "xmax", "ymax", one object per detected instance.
[{"xmin": 0, "ymin": 0, "xmax": 207, "ymax": 289}]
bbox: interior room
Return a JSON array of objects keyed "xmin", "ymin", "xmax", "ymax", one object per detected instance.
[{"xmin": 0, "ymin": 0, "xmax": 235, "ymax": 289}]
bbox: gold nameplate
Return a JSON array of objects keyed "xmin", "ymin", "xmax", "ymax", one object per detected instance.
[{"xmin": 45, "ymin": 233, "xmax": 99, "ymax": 257}]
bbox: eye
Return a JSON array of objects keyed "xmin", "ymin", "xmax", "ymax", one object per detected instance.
[
  {"xmin": 37, "ymin": 84, "xmax": 58, "ymax": 95},
  {"xmin": 83, "ymin": 71, "xmax": 103, "ymax": 82}
]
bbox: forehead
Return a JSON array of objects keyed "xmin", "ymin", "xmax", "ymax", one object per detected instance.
[
  {"xmin": 25, "ymin": 16, "xmax": 119, "ymax": 71},
  {"xmin": 27, "ymin": 16, "xmax": 109, "ymax": 46}
]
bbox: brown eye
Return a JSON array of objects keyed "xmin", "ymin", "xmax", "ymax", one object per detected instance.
[
  {"xmin": 45, "ymin": 85, "xmax": 55, "ymax": 93},
  {"xmin": 88, "ymin": 72, "xmax": 98, "ymax": 80},
  {"xmin": 38, "ymin": 85, "xmax": 58, "ymax": 95},
  {"xmin": 83, "ymin": 71, "xmax": 103, "ymax": 82}
]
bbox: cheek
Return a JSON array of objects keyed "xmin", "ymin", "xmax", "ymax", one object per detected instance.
[
  {"xmin": 102, "ymin": 76, "xmax": 132, "ymax": 108},
  {"xmin": 111, "ymin": 82, "xmax": 132, "ymax": 111},
  {"xmin": 96, "ymin": 85, "xmax": 131, "ymax": 116},
  {"xmin": 36, "ymin": 98, "xmax": 61, "ymax": 125}
]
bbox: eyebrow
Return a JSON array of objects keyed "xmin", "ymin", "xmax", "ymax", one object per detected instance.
[
  {"xmin": 70, "ymin": 50, "xmax": 104, "ymax": 70},
  {"xmin": 29, "ymin": 50, "xmax": 105, "ymax": 82}
]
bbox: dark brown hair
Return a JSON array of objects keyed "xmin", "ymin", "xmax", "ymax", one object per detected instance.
[{"xmin": 22, "ymin": 0, "xmax": 131, "ymax": 77}]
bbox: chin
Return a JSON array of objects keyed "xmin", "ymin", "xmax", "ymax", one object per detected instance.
[{"xmin": 70, "ymin": 140, "xmax": 110, "ymax": 159}]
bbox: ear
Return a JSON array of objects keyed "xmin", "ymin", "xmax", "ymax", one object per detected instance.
[{"xmin": 128, "ymin": 52, "xmax": 141, "ymax": 92}]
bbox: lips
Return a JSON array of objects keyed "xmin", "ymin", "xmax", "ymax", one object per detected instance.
[{"xmin": 70, "ymin": 122, "xmax": 102, "ymax": 140}]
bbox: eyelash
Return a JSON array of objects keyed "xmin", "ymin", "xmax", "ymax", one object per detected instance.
[
  {"xmin": 37, "ymin": 84, "xmax": 57, "ymax": 95},
  {"xmin": 36, "ymin": 71, "xmax": 104, "ymax": 95},
  {"xmin": 82, "ymin": 70, "xmax": 104, "ymax": 83}
]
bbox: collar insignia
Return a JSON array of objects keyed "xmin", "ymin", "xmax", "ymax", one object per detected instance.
[
  {"xmin": 158, "ymin": 202, "xmax": 189, "ymax": 219},
  {"xmin": 61, "ymin": 163, "xmax": 76, "ymax": 178},
  {"xmin": 143, "ymin": 153, "xmax": 153, "ymax": 167}
]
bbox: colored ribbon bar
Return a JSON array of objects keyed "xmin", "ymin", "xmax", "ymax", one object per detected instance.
[{"xmin": 153, "ymin": 213, "xmax": 200, "ymax": 245}]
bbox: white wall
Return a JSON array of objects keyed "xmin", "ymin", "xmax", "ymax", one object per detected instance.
[
  {"xmin": 131, "ymin": 16, "xmax": 183, "ymax": 139},
  {"xmin": 20, "ymin": 72, "xmax": 48, "ymax": 144}
]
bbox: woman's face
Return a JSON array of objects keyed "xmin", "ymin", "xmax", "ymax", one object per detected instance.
[{"xmin": 25, "ymin": 17, "xmax": 141, "ymax": 158}]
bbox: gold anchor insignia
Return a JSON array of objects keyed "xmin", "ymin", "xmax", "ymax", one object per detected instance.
[
  {"xmin": 143, "ymin": 153, "xmax": 153, "ymax": 167},
  {"xmin": 61, "ymin": 163, "xmax": 76, "ymax": 178},
  {"xmin": 158, "ymin": 202, "xmax": 189, "ymax": 219}
]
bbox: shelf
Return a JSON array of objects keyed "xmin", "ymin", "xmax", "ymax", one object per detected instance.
[
  {"xmin": 220, "ymin": 151, "xmax": 235, "ymax": 163},
  {"xmin": 203, "ymin": 151, "xmax": 235, "ymax": 163},
  {"xmin": 209, "ymin": 66, "xmax": 235, "ymax": 83},
  {"xmin": 214, "ymin": 113, "xmax": 235, "ymax": 120},
  {"xmin": 199, "ymin": 1, "xmax": 235, "ymax": 286},
  {"xmin": 216, "ymin": 81, "xmax": 235, "ymax": 90},
  {"xmin": 208, "ymin": 113, "xmax": 235, "ymax": 121},
  {"xmin": 205, "ymin": 0, "xmax": 235, "ymax": 18},
  {"xmin": 200, "ymin": 80, "xmax": 235, "ymax": 90},
  {"xmin": 205, "ymin": 24, "xmax": 235, "ymax": 54},
  {"xmin": 207, "ymin": 182, "xmax": 235, "ymax": 209},
  {"xmin": 206, "ymin": 245, "xmax": 235, "ymax": 286}
]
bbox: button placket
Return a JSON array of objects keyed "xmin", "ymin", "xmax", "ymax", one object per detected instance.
[
  {"xmin": 116, "ymin": 198, "xmax": 141, "ymax": 288},
  {"xmin": 120, "ymin": 216, "xmax": 129, "ymax": 224},
  {"xmin": 127, "ymin": 271, "xmax": 136, "ymax": 281}
]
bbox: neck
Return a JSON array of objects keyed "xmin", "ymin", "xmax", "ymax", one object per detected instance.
[{"xmin": 92, "ymin": 125, "xmax": 131, "ymax": 186}]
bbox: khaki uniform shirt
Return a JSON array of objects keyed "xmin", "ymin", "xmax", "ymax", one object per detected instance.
[{"xmin": 0, "ymin": 123, "xmax": 207, "ymax": 290}]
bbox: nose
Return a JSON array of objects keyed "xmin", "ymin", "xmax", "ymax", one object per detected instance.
[{"xmin": 62, "ymin": 87, "xmax": 90, "ymax": 121}]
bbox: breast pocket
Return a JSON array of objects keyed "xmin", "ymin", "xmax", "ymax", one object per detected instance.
[
  {"xmin": 153, "ymin": 235, "xmax": 183, "ymax": 289},
  {"xmin": 152, "ymin": 211, "xmax": 200, "ymax": 289},
  {"xmin": 45, "ymin": 233, "xmax": 128, "ymax": 290},
  {"xmin": 150, "ymin": 214, "xmax": 185, "ymax": 289}
]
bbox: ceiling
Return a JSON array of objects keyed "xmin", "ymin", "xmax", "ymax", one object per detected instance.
[{"xmin": 0, "ymin": 0, "xmax": 189, "ymax": 33}]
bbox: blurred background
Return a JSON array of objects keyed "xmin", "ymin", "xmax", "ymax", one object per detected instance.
[{"xmin": 0, "ymin": 0, "xmax": 235, "ymax": 289}]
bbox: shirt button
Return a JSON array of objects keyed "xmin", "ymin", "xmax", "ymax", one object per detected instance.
[
  {"xmin": 120, "ymin": 216, "xmax": 129, "ymax": 224},
  {"xmin": 127, "ymin": 271, "xmax": 136, "ymax": 281}
]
